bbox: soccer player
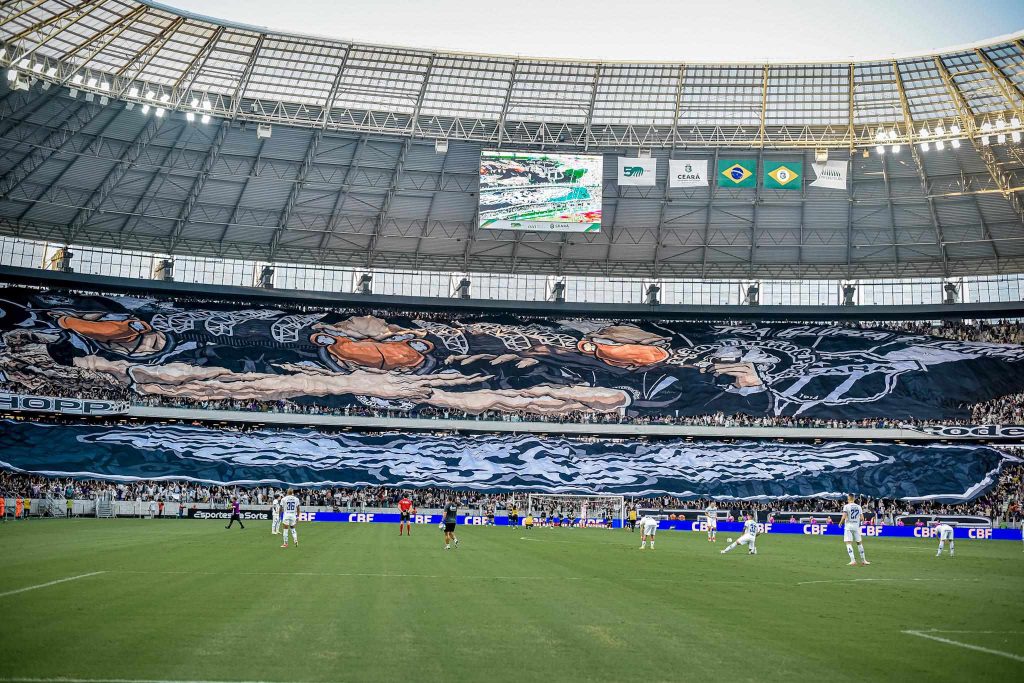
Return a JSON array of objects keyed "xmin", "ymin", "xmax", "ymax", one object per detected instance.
[
  {"xmin": 627, "ymin": 507, "xmax": 637, "ymax": 532},
  {"xmin": 441, "ymin": 499, "xmax": 459, "ymax": 550},
  {"xmin": 839, "ymin": 494, "xmax": 870, "ymax": 566},
  {"xmin": 280, "ymin": 489, "xmax": 300, "ymax": 548},
  {"xmin": 225, "ymin": 497, "xmax": 244, "ymax": 529},
  {"xmin": 721, "ymin": 514, "xmax": 758, "ymax": 555},
  {"xmin": 508, "ymin": 503, "xmax": 519, "ymax": 529},
  {"xmin": 934, "ymin": 522, "xmax": 955, "ymax": 557},
  {"xmin": 524, "ymin": 512, "xmax": 534, "ymax": 530},
  {"xmin": 705, "ymin": 502, "xmax": 719, "ymax": 543},
  {"xmin": 639, "ymin": 515, "xmax": 659, "ymax": 549},
  {"xmin": 398, "ymin": 493, "xmax": 413, "ymax": 536},
  {"xmin": 271, "ymin": 494, "xmax": 282, "ymax": 535}
]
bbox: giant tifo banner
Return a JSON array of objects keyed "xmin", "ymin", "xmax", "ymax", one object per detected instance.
[
  {"xmin": 0, "ymin": 420, "xmax": 1016, "ymax": 501},
  {"xmin": 3, "ymin": 287, "xmax": 1024, "ymax": 420}
]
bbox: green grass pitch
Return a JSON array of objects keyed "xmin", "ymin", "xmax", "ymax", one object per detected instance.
[{"xmin": 1, "ymin": 519, "xmax": 1022, "ymax": 682}]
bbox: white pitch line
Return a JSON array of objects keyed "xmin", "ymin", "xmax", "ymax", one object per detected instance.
[
  {"xmin": 796, "ymin": 577, "xmax": 980, "ymax": 586},
  {"xmin": 902, "ymin": 630, "xmax": 1024, "ymax": 662},
  {"xmin": 0, "ymin": 571, "xmax": 107, "ymax": 598}
]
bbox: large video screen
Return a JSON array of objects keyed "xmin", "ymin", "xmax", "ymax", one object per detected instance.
[{"xmin": 479, "ymin": 151, "xmax": 602, "ymax": 232}]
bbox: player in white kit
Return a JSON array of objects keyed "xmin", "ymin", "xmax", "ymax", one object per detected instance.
[
  {"xmin": 933, "ymin": 522, "xmax": 955, "ymax": 557},
  {"xmin": 271, "ymin": 494, "xmax": 282, "ymax": 535},
  {"xmin": 280, "ymin": 489, "xmax": 301, "ymax": 548},
  {"xmin": 705, "ymin": 502, "xmax": 718, "ymax": 543},
  {"xmin": 839, "ymin": 494, "xmax": 870, "ymax": 566},
  {"xmin": 721, "ymin": 514, "xmax": 758, "ymax": 555},
  {"xmin": 639, "ymin": 515, "xmax": 659, "ymax": 549}
]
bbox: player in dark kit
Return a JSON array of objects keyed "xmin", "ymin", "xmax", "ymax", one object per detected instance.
[
  {"xmin": 398, "ymin": 494, "xmax": 413, "ymax": 536},
  {"xmin": 442, "ymin": 500, "xmax": 459, "ymax": 550},
  {"xmin": 225, "ymin": 497, "xmax": 245, "ymax": 529}
]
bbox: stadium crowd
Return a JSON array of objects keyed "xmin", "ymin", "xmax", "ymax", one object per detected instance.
[{"xmin": 2, "ymin": 460, "xmax": 1020, "ymax": 525}]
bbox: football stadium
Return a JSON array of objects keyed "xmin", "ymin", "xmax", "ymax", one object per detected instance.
[{"xmin": 2, "ymin": 1, "xmax": 1024, "ymax": 681}]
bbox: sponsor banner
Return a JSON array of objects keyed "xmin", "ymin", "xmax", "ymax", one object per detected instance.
[
  {"xmin": 718, "ymin": 159, "xmax": 756, "ymax": 188},
  {"xmin": 0, "ymin": 392, "xmax": 127, "ymax": 415},
  {"xmin": 188, "ymin": 509, "xmax": 271, "ymax": 521},
  {"xmin": 763, "ymin": 161, "xmax": 802, "ymax": 190},
  {"xmin": 904, "ymin": 424, "xmax": 1024, "ymax": 439},
  {"xmin": 481, "ymin": 219, "xmax": 599, "ymax": 233},
  {"xmin": 0, "ymin": 420, "xmax": 1015, "ymax": 501},
  {"xmin": 664, "ymin": 521, "xmax": 1021, "ymax": 541},
  {"xmin": 810, "ymin": 159, "xmax": 848, "ymax": 189},
  {"xmin": 617, "ymin": 157, "xmax": 657, "ymax": 186},
  {"xmin": 313, "ymin": 513, "xmax": 620, "ymax": 527},
  {"xmin": 668, "ymin": 159, "xmax": 708, "ymax": 188}
]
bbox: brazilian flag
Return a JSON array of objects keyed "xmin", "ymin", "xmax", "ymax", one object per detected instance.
[
  {"xmin": 718, "ymin": 160, "xmax": 756, "ymax": 188},
  {"xmin": 764, "ymin": 161, "xmax": 802, "ymax": 190}
]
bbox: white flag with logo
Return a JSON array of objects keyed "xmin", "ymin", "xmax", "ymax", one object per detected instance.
[
  {"xmin": 617, "ymin": 157, "xmax": 657, "ymax": 186},
  {"xmin": 810, "ymin": 160, "xmax": 848, "ymax": 190},
  {"xmin": 669, "ymin": 159, "xmax": 709, "ymax": 188}
]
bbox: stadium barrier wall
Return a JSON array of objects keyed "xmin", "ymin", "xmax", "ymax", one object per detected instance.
[{"xmin": 308, "ymin": 513, "xmax": 1024, "ymax": 541}]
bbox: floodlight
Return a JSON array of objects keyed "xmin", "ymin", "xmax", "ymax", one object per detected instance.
[{"xmin": 875, "ymin": 145, "xmax": 885, "ymax": 155}]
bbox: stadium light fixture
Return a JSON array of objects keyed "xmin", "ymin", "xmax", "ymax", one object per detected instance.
[
  {"xmin": 995, "ymin": 119, "xmax": 1006, "ymax": 130},
  {"xmin": 200, "ymin": 114, "xmax": 211, "ymax": 124},
  {"xmin": 86, "ymin": 77, "xmax": 97, "ymax": 88},
  {"xmin": 190, "ymin": 98, "xmax": 199, "ymax": 107},
  {"xmin": 874, "ymin": 129, "xmax": 886, "ymax": 142},
  {"xmin": 145, "ymin": 90, "xmax": 155, "ymax": 100},
  {"xmin": 185, "ymin": 111, "xmax": 195, "ymax": 122},
  {"xmin": 890, "ymin": 144, "xmax": 901, "ymax": 153},
  {"xmin": 935, "ymin": 125, "xmax": 945, "ymax": 136},
  {"xmin": 981, "ymin": 135, "xmax": 991, "ymax": 145},
  {"xmin": 875, "ymin": 144, "xmax": 885, "ymax": 155},
  {"xmin": 935, "ymin": 139, "xmax": 945, "ymax": 150},
  {"xmin": 32, "ymin": 62, "xmax": 42, "ymax": 73},
  {"xmin": 951, "ymin": 139, "xmax": 960, "ymax": 149},
  {"xmin": 919, "ymin": 126, "xmax": 930, "ymax": 138},
  {"xmin": 141, "ymin": 103, "xmax": 151, "ymax": 115},
  {"xmin": 998, "ymin": 133, "xmax": 1007, "ymax": 144},
  {"xmin": 128, "ymin": 87, "xmax": 139, "ymax": 98},
  {"xmin": 17, "ymin": 58, "xmax": 29, "ymax": 69},
  {"xmin": 919, "ymin": 141, "xmax": 929, "ymax": 151},
  {"xmin": 72, "ymin": 74, "xmax": 83, "ymax": 85},
  {"xmin": 1012, "ymin": 117, "xmax": 1021, "ymax": 127},
  {"xmin": 950, "ymin": 124, "xmax": 961, "ymax": 135},
  {"xmin": 6, "ymin": 68, "xmax": 16, "ymax": 81},
  {"xmin": 155, "ymin": 107, "xmax": 165, "ymax": 118},
  {"xmin": 1013, "ymin": 131, "xmax": 1022, "ymax": 143},
  {"xmin": 159, "ymin": 93, "xmax": 170, "ymax": 104}
]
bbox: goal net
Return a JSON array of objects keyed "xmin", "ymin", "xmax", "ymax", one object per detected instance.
[{"xmin": 526, "ymin": 493, "xmax": 625, "ymax": 527}]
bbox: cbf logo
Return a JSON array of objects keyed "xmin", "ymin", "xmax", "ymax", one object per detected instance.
[{"xmin": 623, "ymin": 166, "xmax": 645, "ymax": 177}]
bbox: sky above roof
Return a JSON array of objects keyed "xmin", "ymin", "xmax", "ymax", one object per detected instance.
[{"xmin": 166, "ymin": 0, "xmax": 1024, "ymax": 62}]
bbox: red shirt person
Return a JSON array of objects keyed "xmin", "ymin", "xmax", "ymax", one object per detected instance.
[{"xmin": 398, "ymin": 496, "xmax": 414, "ymax": 536}]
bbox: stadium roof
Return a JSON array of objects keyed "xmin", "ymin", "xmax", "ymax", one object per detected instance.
[{"xmin": 0, "ymin": 0, "xmax": 1022, "ymax": 280}]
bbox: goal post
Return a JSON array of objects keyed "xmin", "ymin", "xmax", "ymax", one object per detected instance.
[{"xmin": 526, "ymin": 493, "xmax": 626, "ymax": 526}]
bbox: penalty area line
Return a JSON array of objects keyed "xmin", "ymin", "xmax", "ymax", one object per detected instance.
[
  {"xmin": 0, "ymin": 571, "xmax": 107, "ymax": 599},
  {"xmin": 902, "ymin": 630, "xmax": 1024, "ymax": 662}
]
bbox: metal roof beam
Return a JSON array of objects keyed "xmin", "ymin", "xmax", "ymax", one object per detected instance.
[
  {"xmin": 218, "ymin": 136, "xmax": 267, "ymax": 251},
  {"xmin": 975, "ymin": 47, "xmax": 1024, "ymax": 112},
  {"xmin": 66, "ymin": 115, "xmax": 165, "ymax": 243},
  {"xmin": 229, "ymin": 33, "xmax": 265, "ymax": 119},
  {"xmin": 0, "ymin": 100, "xmax": 104, "ymax": 200},
  {"xmin": 893, "ymin": 60, "xmax": 949, "ymax": 274},
  {"xmin": 367, "ymin": 137, "xmax": 411, "ymax": 267},
  {"xmin": 268, "ymin": 127, "xmax": 323, "ymax": 259},
  {"xmin": 3, "ymin": 0, "xmax": 103, "ymax": 45},
  {"xmin": 316, "ymin": 134, "xmax": 368, "ymax": 259},
  {"xmin": 169, "ymin": 118, "xmax": 228, "ymax": 251},
  {"xmin": 115, "ymin": 119, "xmax": 194, "ymax": 241}
]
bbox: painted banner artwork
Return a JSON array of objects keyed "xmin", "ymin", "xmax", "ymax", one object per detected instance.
[
  {"xmin": 0, "ymin": 420, "xmax": 1014, "ymax": 501},
  {"xmin": 2, "ymin": 287, "xmax": 1024, "ymax": 420}
]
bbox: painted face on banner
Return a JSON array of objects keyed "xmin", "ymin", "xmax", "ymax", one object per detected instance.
[
  {"xmin": 310, "ymin": 316, "xmax": 434, "ymax": 372},
  {"xmin": 50, "ymin": 311, "xmax": 167, "ymax": 357}
]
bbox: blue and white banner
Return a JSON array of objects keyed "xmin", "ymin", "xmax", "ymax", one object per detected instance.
[{"xmin": 0, "ymin": 420, "xmax": 1015, "ymax": 501}]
